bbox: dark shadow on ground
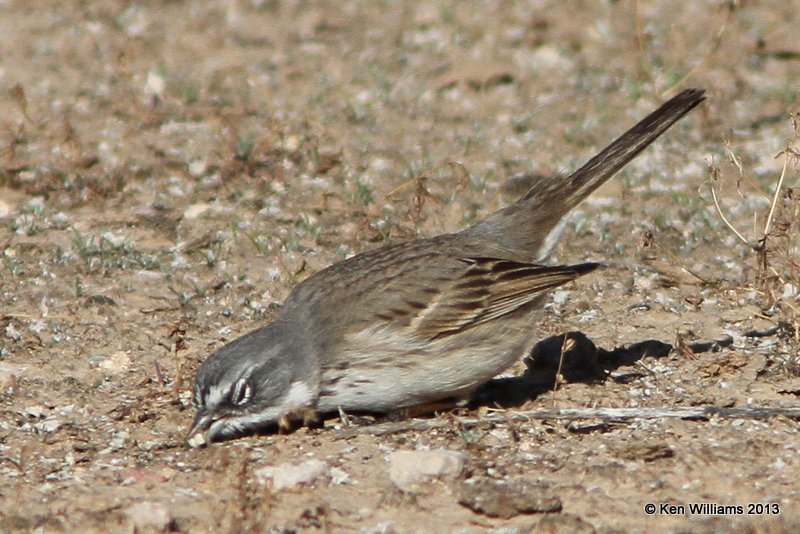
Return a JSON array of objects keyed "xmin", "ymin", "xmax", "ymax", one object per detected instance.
[{"xmin": 468, "ymin": 331, "xmax": 673, "ymax": 409}]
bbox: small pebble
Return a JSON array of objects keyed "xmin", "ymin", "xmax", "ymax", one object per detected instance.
[
  {"xmin": 254, "ymin": 459, "xmax": 329, "ymax": 491},
  {"xmin": 97, "ymin": 351, "xmax": 132, "ymax": 374},
  {"xmin": 125, "ymin": 501, "xmax": 173, "ymax": 531},
  {"xmin": 389, "ymin": 449, "xmax": 468, "ymax": 492}
]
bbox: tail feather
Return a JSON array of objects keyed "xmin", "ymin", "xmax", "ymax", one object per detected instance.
[
  {"xmin": 521, "ymin": 88, "xmax": 706, "ymax": 210},
  {"xmin": 462, "ymin": 89, "xmax": 705, "ymax": 262}
]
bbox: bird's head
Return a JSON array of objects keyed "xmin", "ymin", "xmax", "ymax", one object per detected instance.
[{"xmin": 187, "ymin": 322, "xmax": 318, "ymax": 446}]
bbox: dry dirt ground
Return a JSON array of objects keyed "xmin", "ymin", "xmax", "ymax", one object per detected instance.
[{"xmin": 1, "ymin": 1, "xmax": 800, "ymax": 533}]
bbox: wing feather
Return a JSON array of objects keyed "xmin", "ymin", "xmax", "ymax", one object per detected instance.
[{"xmin": 413, "ymin": 258, "xmax": 599, "ymax": 340}]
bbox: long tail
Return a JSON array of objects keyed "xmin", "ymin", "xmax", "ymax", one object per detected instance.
[
  {"xmin": 463, "ymin": 89, "xmax": 706, "ymax": 262},
  {"xmin": 521, "ymin": 88, "xmax": 705, "ymax": 210}
]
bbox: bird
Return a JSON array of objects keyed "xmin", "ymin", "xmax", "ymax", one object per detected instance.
[{"xmin": 188, "ymin": 88, "xmax": 706, "ymax": 446}]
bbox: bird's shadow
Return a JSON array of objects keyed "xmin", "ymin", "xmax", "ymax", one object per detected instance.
[{"xmin": 468, "ymin": 331, "xmax": 673, "ymax": 409}]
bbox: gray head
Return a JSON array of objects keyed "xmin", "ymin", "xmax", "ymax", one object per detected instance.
[{"xmin": 188, "ymin": 321, "xmax": 319, "ymax": 446}]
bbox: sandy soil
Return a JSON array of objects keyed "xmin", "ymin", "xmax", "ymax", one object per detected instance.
[{"xmin": 1, "ymin": 1, "xmax": 799, "ymax": 532}]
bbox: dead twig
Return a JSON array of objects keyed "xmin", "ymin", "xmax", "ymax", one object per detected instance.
[{"xmin": 334, "ymin": 406, "xmax": 800, "ymax": 438}]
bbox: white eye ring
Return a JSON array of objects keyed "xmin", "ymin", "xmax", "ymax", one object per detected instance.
[{"xmin": 230, "ymin": 378, "xmax": 252, "ymax": 406}]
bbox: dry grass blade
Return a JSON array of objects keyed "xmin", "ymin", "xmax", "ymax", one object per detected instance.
[
  {"xmin": 660, "ymin": 0, "xmax": 739, "ymax": 95},
  {"xmin": 707, "ymin": 160, "xmax": 749, "ymax": 245},
  {"xmin": 762, "ymin": 149, "xmax": 792, "ymax": 242}
]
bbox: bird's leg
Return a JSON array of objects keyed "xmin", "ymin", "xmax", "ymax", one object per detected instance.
[{"xmin": 302, "ymin": 409, "xmax": 322, "ymax": 429}]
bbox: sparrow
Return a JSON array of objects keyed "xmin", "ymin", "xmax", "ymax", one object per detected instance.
[{"xmin": 188, "ymin": 88, "xmax": 705, "ymax": 446}]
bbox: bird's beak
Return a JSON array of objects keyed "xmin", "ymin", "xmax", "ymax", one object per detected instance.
[{"xmin": 187, "ymin": 411, "xmax": 214, "ymax": 448}]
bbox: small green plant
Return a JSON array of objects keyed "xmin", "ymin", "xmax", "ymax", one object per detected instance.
[
  {"xmin": 297, "ymin": 214, "xmax": 322, "ymax": 242},
  {"xmin": 72, "ymin": 278, "xmax": 84, "ymax": 298},
  {"xmin": 245, "ymin": 232, "xmax": 272, "ymax": 255},
  {"xmin": 71, "ymin": 229, "xmax": 167, "ymax": 273},
  {"xmin": 354, "ymin": 178, "xmax": 374, "ymax": 207},
  {"xmin": 235, "ymin": 134, "xmax": 256, "ymax": 161},
  {"xmin": 511, "ymin": 113, "xmax": 536, "ymax": 134},
  {"xmin": 11, "ymin": 201, "xmax": 46, "ymax": 236},
  {"xmin": 468, "ymin": 171, "xmax": 487, "ymax": 193},
  {"xmin": 182, "ymin": 83, "xmax": 199, "ymax": 105},
  {"xmin": 2, "ymin": 252, "xmax": 22, "ymax": 277}
]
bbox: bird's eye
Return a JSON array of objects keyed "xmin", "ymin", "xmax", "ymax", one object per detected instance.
[{"xmin": 230, "ymin": 378, "xmax": 252, "ymax": 406}]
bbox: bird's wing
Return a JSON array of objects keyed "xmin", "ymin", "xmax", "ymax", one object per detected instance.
[
  {"xmin": 283, "ymin": 237, "xmax": 597, "ymax": 345},
  {"xmin": 411, "ymin": 258, "xmax": 599, "ymax": 340}
]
